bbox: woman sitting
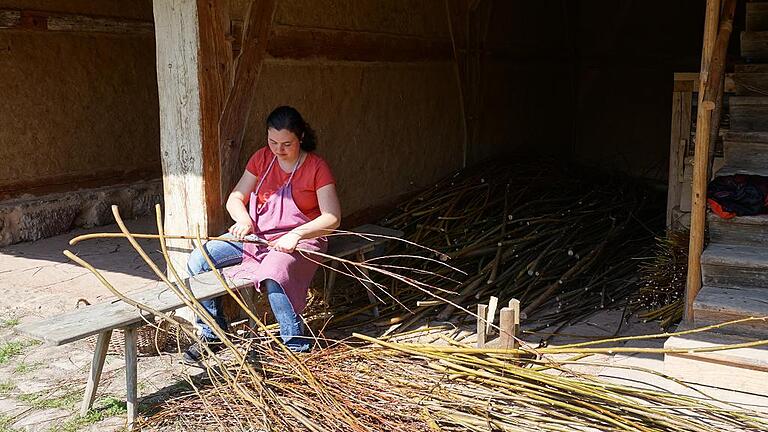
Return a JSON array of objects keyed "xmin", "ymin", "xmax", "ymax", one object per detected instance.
[{"xmin": 183, "ymin": 106, "xmax": 340, "ymax": 363}]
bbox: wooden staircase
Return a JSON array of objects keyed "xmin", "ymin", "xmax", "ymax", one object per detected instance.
[{"xmin": 664, "ymin": 1, "xmax": 768, "ymax": 395}]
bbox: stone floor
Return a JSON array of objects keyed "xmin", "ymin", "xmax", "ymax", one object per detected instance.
[{"xmin": 0, "ymin": 216, "xmax": 766, "ymax": 431}]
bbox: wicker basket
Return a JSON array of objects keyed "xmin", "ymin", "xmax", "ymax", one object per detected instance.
[{"xmin": 77, "ymin": 299, "xmax": 186, "ymax": 356}]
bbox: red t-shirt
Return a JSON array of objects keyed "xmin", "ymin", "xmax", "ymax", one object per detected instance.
[{"xmin": 245, "ymin": 147, "xmax": 335, "ymax": 220}]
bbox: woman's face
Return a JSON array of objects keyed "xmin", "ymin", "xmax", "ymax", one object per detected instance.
[{"xmin": 267, "ymin": 128, "xmax": 301, "ymax": 162}]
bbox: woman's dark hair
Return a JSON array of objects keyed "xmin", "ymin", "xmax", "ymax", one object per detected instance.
[{"xmin": 266, "ymin": 106, "xmax": 317, "ymax": 152}]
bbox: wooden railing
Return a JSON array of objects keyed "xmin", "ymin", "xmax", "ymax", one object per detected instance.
[{"xmin": 685, "ymin": 0, "xmax": 738, "ymax": 321}]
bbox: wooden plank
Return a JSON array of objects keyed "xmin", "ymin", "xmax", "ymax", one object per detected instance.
[
  {"xmin": 0, "ymin": 8, "xmax": 152, "ymax": 35},
  {"xmin": 15, "ymin": 271, "xmax": 252, "ymax": 346},
  {"xmin": 80, "ymin": 330, "xmax": 112, "ymax": 416},
  {"xmin": 485, "ymin": 296, "xmax": 498, "ymax": 335},
  {"xmin": 685, "ymin": 0, "xmax": 722, "ymax": 323},
  {"xmin": 667, "ymin": 91, "xmax": 685, "ymax": 227},
  {"xmin": 219, "ymin": 0, "xmax": 277, "ymax": 202},
  {"xmin": 498, "ymin": 307, "xmax": 517, "ymax": 351},
  {"xmin": 267, "ymin": 25, "xmax": 452, "ymax": 62}
]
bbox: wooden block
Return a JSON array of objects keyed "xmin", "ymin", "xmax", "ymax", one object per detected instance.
[
  {"xmin": 499, "ymin": 307, "xmax": 517, "ymax": 351},
  {"xmin": 486, "ymin": 296, "xmax": 498, "ymax": 335},
  {"xmin": 476, "ymin": 304, "xmax": 487, "ymax": 348}
]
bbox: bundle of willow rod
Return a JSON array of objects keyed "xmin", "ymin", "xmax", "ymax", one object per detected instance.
[
  {"xmin": 341, "ymin": 160, "xmax": 664, "ymax": 334},
  {"xmin": 631, "ymin": 230, "xmax": 690, "ymax": 329}
]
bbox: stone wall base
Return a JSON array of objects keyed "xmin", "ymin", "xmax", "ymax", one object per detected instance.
[{"xmin": 0, "ymin": 180, "xmax": 163, "ymax": 247}]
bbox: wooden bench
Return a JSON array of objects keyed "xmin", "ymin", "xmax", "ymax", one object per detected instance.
[{"xmin": 15, "ymin": 224, "xmax": 402, "ymax": 427}]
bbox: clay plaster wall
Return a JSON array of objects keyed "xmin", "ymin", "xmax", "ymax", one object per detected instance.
[
  {"xmin": 0, "ymin": 0, "xmax": 160, "ymax": 199},
  {"xmin": 233, "ymin": 0, "xmax": 464, "ymax": 217}
]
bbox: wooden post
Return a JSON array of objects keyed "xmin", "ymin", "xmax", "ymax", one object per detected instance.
[
  {"xmin": 667, "ymin": 81, "xmax": 693, "ymax": 228},
  {"xmin": 685, "ymin": 0, "xmax": 729, "ymax": 322},
  {"xmin": 153, "ymin": 0, "xmax": 232, "ymax": 272},
  {"xmin": 499, "ymin": 306, "xmax": 518, "ymax": 351},
  {"xmin": 476, "ymin": 303, "xmax": 487, "ymax": 348},
  {"xmin": 124, "ymin": 327, "xmax": 138, "ymax": 428},
  {"xmin": 80, "ymin": 330, "xmax": 112, "ymax": 416}
]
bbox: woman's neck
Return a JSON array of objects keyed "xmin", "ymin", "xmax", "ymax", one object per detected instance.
[{"xmin": 277, "ymin": 151, "xmax": 303, "ymax": 172}]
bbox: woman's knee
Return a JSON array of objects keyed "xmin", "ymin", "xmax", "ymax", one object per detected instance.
[{"xmin": 186, "ymin": 247, "xmax": 210, "ymax": 276}]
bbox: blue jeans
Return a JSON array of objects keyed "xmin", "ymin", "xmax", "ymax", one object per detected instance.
[{"xmin": 187, "ymin": 235, "xmax": 310, "ymax": 352}]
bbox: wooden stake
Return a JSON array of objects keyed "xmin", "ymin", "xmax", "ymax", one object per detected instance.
[
  {"xmin": 486, "ymin": 296, "xmax": 498, "ymax": 335},
  {"xmin": 499, "ymin": 306, "xmax": 518, "ymax": 351},
  {"xmin": 476, "ymin": 303, "xmax": 487, "ymax": 348}
]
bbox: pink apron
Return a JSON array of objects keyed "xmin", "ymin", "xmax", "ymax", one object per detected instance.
[{"xmin": 224, "ymin": 153, "xmax": 327, "ymax": 314}]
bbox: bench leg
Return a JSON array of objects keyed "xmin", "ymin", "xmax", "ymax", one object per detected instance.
[
  {"xmin": 124, "ymin": 327, "xmax": 138, "ymax": 428},
  {"xmin": 323, "ymin": 261, "xmax": 339, "ymax": 307},
  {"xmin": 80, "ymin": 330, "xmax": 112, "ymax": 416},
  {"xmin": 355, "ymin": 251, "xmax": 380, "ymax": 317}
]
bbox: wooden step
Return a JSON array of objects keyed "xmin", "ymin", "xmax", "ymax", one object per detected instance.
[
  {"xmin": 748, "ymin": 2, "xmax": 768, "ymax": 32},
  {"xmin": 714, "ymin": 164, "xmax": 768, "ymax": 178},
  {"xmin": 701, "ymin": 244, "xmax": 768, "ymax": 289},
  {"xmin": 709, "ymin": 212, "xmax": 768, "ymax": 246},
  {"xmin": 735, "ymin": 63, "xmax": 768, "ymax": 74},
  {"xmin": 730, "ymin": 71, "xmax": 768, "ymax": 95},
  {"xmin": 728, "ymin": 96, "xmax": 768, "ymax": 131},
  {"xmin": 694, "ymin": 285, "xmax": 768, "ymax": 337},
  {"xmin": 742, "ymin": 31, "xmax": 768, "ymax": 59},
  {"xmin": 723, "ymin": 140, "xmax": 768, "ymax": 171},
  {"xmin": 664, "ymin": 329, "xmax": 768, "ymax": 395}
]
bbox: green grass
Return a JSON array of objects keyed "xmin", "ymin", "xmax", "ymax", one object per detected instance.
[
  {"xmin": 0, "ymin": 318, "xmax": 19, "ymax": 329},
  {"xmin": 13, "ymin": 361, "xmax": 41, "ymax": 374},
  {"xmin": 0, "ymin": 339, "xmax": 41, "ymax": 365},
  {"xmin": 18, "ymin": 390, "xmax": 80, "ymax": 410},
  {"xmin": 0, "ymin": 342, "xmax": 24, "ymax": 365},
  {"xmin": 48, "ymin": 397, "xmax": 127, "ymax": 432},
  {"xmin": 0, "ymin": 381, "xmax": 15, "ymax": 396},
  {"xmin": 0, "ymin": 415, "xmax": 20, "ymax": 432}
]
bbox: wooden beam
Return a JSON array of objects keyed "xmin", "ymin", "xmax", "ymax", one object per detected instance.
[
  {"xmin": 197, "ymin": 0, "xmax": 234, "ymax": 233},
  {"xmin": 266, "ymin": 25, "xmax": 452, "ymax": 62},
  {"xmin": 219, "ymin": 0, "xmax": 277, "ymax": 203},
  {"xmin": 684, "ymin": 0, "xmax": 726, "ymax": 322},
  {"xmin": 0, "ymin": 8, "xmax": 152, "ymax": 35}
]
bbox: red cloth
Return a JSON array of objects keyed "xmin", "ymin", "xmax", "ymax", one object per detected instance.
[
  {"xmin": 245, "ymin": 147, "xmax": 335, "ymax": 220},
  {"xmin": 707, "ymin": 198, "xmax": 736, "ymax": 219}
]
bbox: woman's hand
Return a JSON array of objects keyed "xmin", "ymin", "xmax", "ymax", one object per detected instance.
[
  {"xmin": 271, "ymin": 232, "xmax": 302, "ymax": 253},
  {"xmin": 228, "ymin": 220, "xmax": 254, "ymax": 240}
]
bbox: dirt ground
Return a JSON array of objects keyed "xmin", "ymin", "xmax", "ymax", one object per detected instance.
[{"xmin": 0, "ymin": 216, "xmax": 766, "ymax": 431}]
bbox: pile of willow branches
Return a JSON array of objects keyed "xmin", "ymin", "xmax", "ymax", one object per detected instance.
[
  {"xmin": 65, "ymin": 204, "xmax": 768, "ymax": 431},
  {"xmin": 140, "ymin": 323, "xmax": 768, "ymax": 432},
  {"xmin": 336, "ymin": 160, "xmax": 665, "ymax": 334}
]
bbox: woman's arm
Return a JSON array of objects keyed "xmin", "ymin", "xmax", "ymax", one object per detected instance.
[
  {"xmin": 226, "ymin": 170, "xmax": 259, "ymax": 239},
  {"xmin": 272, "ymin": 184, "xmax": 341, "ymax": 253}
]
